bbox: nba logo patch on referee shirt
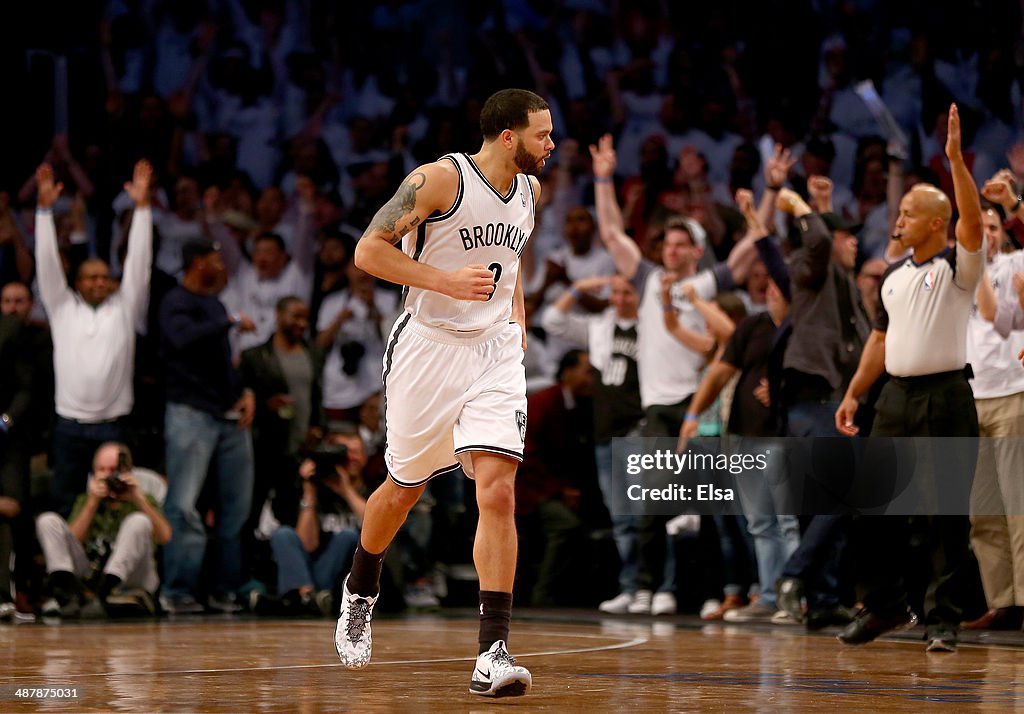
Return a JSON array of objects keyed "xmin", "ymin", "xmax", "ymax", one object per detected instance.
[
  {"xmin": 516, "ymin": 410, "xmax": 527, "ymax": 443},
  {"xmin": 923, "ymin": 270, "xmax": 935, "ymax": 291}
]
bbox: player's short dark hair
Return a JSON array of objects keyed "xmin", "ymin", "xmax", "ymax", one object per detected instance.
[{"xmin": 479, "ymin": 89, "xmax": 549, "ymax": 141}]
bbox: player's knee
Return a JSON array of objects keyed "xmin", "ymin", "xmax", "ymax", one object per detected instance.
[
  {"xmin": 376, "ymin": 480, "xmax": 423, "ymax": 513},
  {"xmin": 476, "ymin": 479, "xmax": 515, "ymax": 515}
]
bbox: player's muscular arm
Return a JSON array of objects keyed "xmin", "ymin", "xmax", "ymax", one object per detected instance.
[
  {"xmin": 355, "ymin": 163, "xmax": 494, "ymax": 301},
  {"xmin": 366, "ymin": 172, "xmax": 428, "ymax": 243}
]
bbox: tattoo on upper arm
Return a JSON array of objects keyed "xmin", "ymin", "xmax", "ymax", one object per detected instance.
[{"xmin": 368, "ymin": 172, "xmax": 427, "ymax": 243}]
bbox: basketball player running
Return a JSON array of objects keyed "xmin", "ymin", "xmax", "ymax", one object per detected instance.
[{"xmin": 334, "ymin": 89, "xmax": 552, "ymax": 697}]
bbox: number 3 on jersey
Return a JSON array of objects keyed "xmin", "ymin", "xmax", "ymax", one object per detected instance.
[{"xmin": 486, "ymin": 262, "xmax": 503, "ymax": 301}]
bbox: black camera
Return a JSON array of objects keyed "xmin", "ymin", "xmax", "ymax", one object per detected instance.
[
  {"xmin": 308, "ymin": 443, "xmax": 349, "ymax": 479},
  {"xmin": 106, "ymin": 450, "xmax": 132, "ymax": 496}
]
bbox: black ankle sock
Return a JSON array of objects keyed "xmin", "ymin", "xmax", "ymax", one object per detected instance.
[
  {"xmin": 478, "ymin": 591, "xmax": 513, "ymax": 654},
  {"xmin": 49, "ymin": 571, "xmax": 80, "ymax": 606},
  {"xmin": 99, "ymin": 573, "xmax": 122, "ymax": 599},
  {"xmin": 348, "ymin": 543, "xmax": 386, "ymax": 597}
]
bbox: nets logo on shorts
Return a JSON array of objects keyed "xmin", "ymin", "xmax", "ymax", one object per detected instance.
[{"xmin": 516, "ymin": 410, "xmax": 527, "ymax": 443}]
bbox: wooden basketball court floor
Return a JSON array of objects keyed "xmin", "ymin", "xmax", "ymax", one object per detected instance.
[{"xmin": 2, "ymin": 611, "xmax": 1023, "ymax": 712}]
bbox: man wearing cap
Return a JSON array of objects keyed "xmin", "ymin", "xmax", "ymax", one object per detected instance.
[
  {"xmin": 34, "ymin": 161, "xmax": 153, "ymax": 517},
  {"xmin": 158, "ymin": 237, "xmax": 257, "ymax": 614}
]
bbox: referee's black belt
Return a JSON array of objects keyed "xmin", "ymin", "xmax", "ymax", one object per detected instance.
[{"xmin": 889, "ymin": 364, "xmax": 973, "ymax": 388}]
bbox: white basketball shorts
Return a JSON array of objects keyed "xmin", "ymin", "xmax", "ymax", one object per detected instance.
[{"xmin": 381, "ymin": 314, "xmax": 527, "ymax": 487}]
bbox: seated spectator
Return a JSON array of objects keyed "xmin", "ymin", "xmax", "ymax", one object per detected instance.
[
  {"xmin": 253, "ymin": 426, "xmax": 367, "ymax": 617},
  {"xmin": 515, "ymin": 349, "xmax": 598, "ymax": 606},
  {"xmin": 35, "ymin": 443, "xmax": 171, "ymax": 618}
]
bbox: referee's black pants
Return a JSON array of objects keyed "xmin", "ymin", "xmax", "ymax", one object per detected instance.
[{"xmin": 855, "ymin": 369, "xmax": 978, "ymax": 632}]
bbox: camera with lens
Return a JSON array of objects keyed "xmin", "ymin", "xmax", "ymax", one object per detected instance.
[
  {"xmin": 106, "ymin": 449, "xmax": 132, "ymax": 496},
  {"xmin": 308, "ymin": 443, "xmax": 349, "ymax": 479}
]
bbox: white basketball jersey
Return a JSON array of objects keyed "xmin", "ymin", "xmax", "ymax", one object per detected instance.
[{"xmin": 401, "ymin": 153, "xmax": 535, "ymax": 331}]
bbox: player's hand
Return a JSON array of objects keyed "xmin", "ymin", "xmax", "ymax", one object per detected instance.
[
  {"xmin": 445, "ymin": 264, "xmax": 495, "ymax": 301},
  {"xmin": 835, "ymin": 395, "xmax": 860, "ymax": 436},
  {"xmin": 36, "ymin": 164, "xmax": 63, "ymax": 209},
  {"xmin": 1019, "ymin": 346, "xmax": 1024, "ymax": 367}
]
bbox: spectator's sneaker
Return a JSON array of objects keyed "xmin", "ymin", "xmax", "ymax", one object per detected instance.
[
  {"xmin": 837, "ymin": 607, "xmax": 918, "ymax": 645},
  {"xmin": 776, "ymin": 577, "xmax": 805, "ymax": 623},
  {"xmin": 105, "ymin": 588, "xmax": 157, "ymax": 617},
  {"xmin": 41, "ymin": 596, "xmax": 83, "ymax": 619},
  {"xmin": 250, "ymin": 592, "xmax": 288, "ymax": 617},
  {"xmin": 79, "ymin": 596, "xmax": 107, "ymax": 619},
  {"xmin": 335, "ymin": 576, "xmax": 377, "ymax": 669},
  {"xmin": 469, "ymin": 640, "xmax": 532, "ymax": 697},
  {"xmin": 40, "ymin": 598, "xmax": 63, "ymax": 619},
  {"xmin": 626, "ymin": 590, "xmax": 653, "ymax": 614},
  {"xmin": 207, "ymin": 593, "xmax": 243, "ymax": 614},
  {"xmin": 404, "ymin": 582, "xmax": 441, "ymax": 609},
  {"xmin": 770, "ymin": 609, "xmax": 801, "ymax": 625},
  {"xmin": 0, "ymin": 599, "xmax": 16, "ymax": 621},
  {"xmin": 313, "ymin": 590, "xmax": 334, "ymax": 617},
  {"xmin": 701, "ymin": 594, "xmax": 747, "ymax": 620},
  {"xmin": 699, "ymin": 598, "xmax": 722, "ymax": 619},
  {"xmin": 159, "ymin": 594, "xmax": 205, "ymax": 615},
  {"xmin": 651, "ymin": 591, "xmax": 677, "ymax": 616},
  {"xmin": 598, "ymin": 592, "xmax": 635, "ymax": 614},
  {"xmin": 724, "ymin": 601, "xmax": 777, "ymax": 622}
]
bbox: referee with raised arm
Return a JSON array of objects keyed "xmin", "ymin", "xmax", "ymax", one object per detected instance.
[{"xmin": 833, "ymin": 104, "xmax": 984, "ymax": 652}]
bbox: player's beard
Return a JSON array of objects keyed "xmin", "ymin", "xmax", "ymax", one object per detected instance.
[{"xmin": 514, "ymin": 142, "xmax": 545, "ymax": 176}]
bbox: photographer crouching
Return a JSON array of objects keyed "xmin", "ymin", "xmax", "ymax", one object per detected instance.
[
  {"xmin": 35, "ymin": 443, "xmax": 171, "ymax": 618},
  {"xmin": 253, "ymin": 423, "xmax": 368, "ymax": 617}
]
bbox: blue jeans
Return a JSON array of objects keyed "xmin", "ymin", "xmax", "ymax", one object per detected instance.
[
  {"xmin": 712, "ymin": 514, "xmax": 757, "ymax": 597},
  {"xmin": 787, "ymin": 399, "xmax": 841, "ymax": 438},
  {"xmin": 270, "ymin": 526, "xmax": 359, "ymax": 594},
  {"xmin": 733, "ymin": 436, "xmax": 800, "ymax": 607},
  {"xmin": 596, "ymin": 443, "xmax": 639, "ymax": 594},
  {"xmin": 785, "ymin": 400, "xmax": 846, "ymax": 609},
  {"xmin": 52, "ymin": 417, "xmax": 126, "ymax": 517},
  {"xmin": 162, "ymin": 402, "xmax": 254, "ymax": 599}
]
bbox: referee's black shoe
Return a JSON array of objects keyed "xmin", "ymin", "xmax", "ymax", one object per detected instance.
[{"xmin": 836, "ymin": 606, "xmax": 917, "ymax": 645}]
